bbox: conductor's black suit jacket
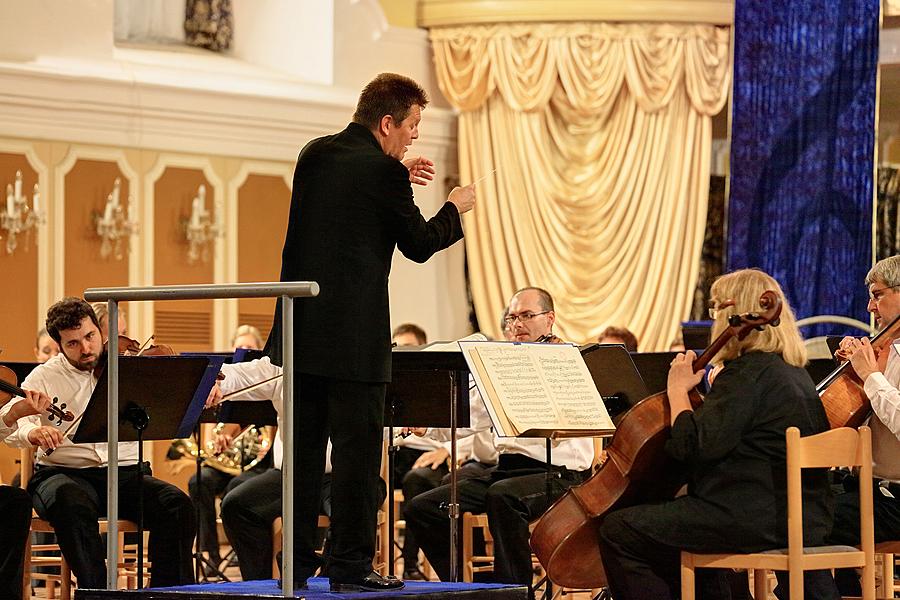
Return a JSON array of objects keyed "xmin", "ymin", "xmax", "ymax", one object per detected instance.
[{"xmin": 267, "ymin": 122, "xmax": 464, "ymax": 383}]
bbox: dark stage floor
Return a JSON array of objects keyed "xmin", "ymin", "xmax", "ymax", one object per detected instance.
[{"xmin": 73, "ymin": 577, "xmax": 529, "ymax": 599}]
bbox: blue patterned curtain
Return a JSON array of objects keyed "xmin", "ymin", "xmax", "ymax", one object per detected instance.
[{"xmin": 728, "ymin": 1, "xmax": 878, "ymax": 336}]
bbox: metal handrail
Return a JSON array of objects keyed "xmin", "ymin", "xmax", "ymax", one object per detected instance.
[{"xmin": 84, "ymin": 281, "xmax": 319, "ymax": 597}]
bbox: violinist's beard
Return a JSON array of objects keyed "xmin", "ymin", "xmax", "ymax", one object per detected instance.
[{"xmin": 68, "ymin": 353, "xmax": 98, "ymax": 372}]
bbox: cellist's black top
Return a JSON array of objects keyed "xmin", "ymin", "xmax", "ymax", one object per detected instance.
[{"xmin": 664, "ymin": 351, "xmax": 833, "ymax": 548}]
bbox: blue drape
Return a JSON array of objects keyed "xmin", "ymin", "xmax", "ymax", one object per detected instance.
[{"xmin": 728, "ymin": 1, "xmax": 878, "ymax": 336}]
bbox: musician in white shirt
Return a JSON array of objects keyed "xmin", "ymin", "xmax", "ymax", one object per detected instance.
[
  {"xmin": 404, "ymin": 288, "xmax": 594, "ymax": 585},
  {"xmin": 0, "ymin": 298, "xmax": 196, "ymax": 589},
  {"xmin": 826, "ymin": 256, "xmax": 900, "ymax": 596}
]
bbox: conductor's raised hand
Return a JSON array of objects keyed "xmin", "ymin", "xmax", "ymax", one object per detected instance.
[
  {"xmin": 448, "ymin": 184, "xmax": 476, "ymax": 215},
  {"xmin": 403, "ymin": 156, "xmax": 435, "ymax": 186}
]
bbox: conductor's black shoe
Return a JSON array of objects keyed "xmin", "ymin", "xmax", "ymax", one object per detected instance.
[{"xmin": 330, "ymin": 571, "xmax": 405, "ymax": 592}]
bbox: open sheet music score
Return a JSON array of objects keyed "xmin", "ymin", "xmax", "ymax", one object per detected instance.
[{"xmin": 459, "ymin": 340, "xmax": 615, "ymax": 438}]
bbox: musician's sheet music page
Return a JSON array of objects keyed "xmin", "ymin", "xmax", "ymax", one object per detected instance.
[{"xmin": 459, "ymin": 341, "xmax": 614, "ymax": 436}]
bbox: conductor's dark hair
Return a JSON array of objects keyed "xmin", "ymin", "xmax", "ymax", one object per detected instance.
[
  {"xmin": 46, "ymin": 297, "xmax": 100, "ymax": 344},
  {"xmin": 353, "ymin": 73, "xmax": 429, "ymax": 130}
]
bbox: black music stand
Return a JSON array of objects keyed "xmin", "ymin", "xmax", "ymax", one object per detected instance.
[
  {"xmin": 386, "ymin": 348, "xmax": 471, "ymax": 581},
  {"xmin": 182, "ymin": 350, "xmax": 278, "ymax": 581},
  {"xmin": 581, "ymin": 344, "xmax": 650, "ymax": 420},
  {"xmin": 73, "ymin": 355, "xmax": 222, "ymax": 589}
]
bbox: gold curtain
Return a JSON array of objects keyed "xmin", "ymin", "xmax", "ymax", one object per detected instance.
[{"xmin": 430, "ymin": 23, "xmax": 731, "ymax": 349}]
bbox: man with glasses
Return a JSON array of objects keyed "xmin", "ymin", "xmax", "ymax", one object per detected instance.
[
  {"xmin": 404, "ymin": 287, "xmax": 594, "ymax": 586},
  {"xmin": 823, "ymin": 255, "xmax": 900, "ymax": 596}
]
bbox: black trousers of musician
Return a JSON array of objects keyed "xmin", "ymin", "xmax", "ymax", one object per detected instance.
[
  {"xmin": 188, "ymin": 459, "xmax": 269, "ymax": 561},
  {"xmin": 598, "ymin": 501, "xmax": 840, "ymax": 600},
  {"xmin": 28, "ymin": 463, "xmax": 196, "ymax": 589},
  {"xmin": 404, "ymin": 453, "xmax": 584, "ymax": 584},
  {"xmin": 0, "ymin": 485, "xmax": 32, "ymax": 600},
  {"xmin": 399, "ymin": 450, "xmax": 446, "ymax": 573},
  {"xmin": 291, "ymin": 373, "xmax": 386, "ymax": 585},
  {"xmin": 220, "ymin": 468, "xmax": 333, "ymax": 581}
]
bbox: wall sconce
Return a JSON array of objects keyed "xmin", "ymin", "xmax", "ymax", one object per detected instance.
[
  {"xmin": 94, "ymin": 177, "xmax": 138, "ymax": 261},
  {"xmin": 1, "ymin": 170, "xmax": 44, "ymax": 254},
  {"xmin": 184, "ymin": 184, "xmax": 221, "ymax": 264}
]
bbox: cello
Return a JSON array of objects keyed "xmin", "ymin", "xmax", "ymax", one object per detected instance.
[
  {"xmin": 816, "ymin": 314, "xmax": 900, "ymax": 429},
  {"xmin": 530, "ymin": 291, "xmax": 782, "ymax": 589}
]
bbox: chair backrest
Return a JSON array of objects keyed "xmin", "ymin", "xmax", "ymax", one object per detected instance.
[{"xmin": 785, "ymin": 426, "xmax": 873, "ymax": 564}]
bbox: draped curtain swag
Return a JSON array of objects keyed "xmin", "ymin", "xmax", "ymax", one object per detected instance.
[{"xmin": 430, "ymin": 23, "xmax": 730, "ymax": 349}]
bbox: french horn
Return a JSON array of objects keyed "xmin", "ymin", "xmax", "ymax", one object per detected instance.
[{"xmin": 170, "ymin": 423, "xmax": 272, "ymax": 476}]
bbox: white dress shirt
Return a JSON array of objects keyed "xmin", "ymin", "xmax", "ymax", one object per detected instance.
[
  {"xmin": 1, "ymin": 353, "xmax": 139, "ymax": 468},
  {"xmin": 428, "ymin": 382, "xmax": 593, "ymax": 472},
  {"xmin": 863, "ymin": 348, "xmax": 900, "ymax": 481},
  {"xmin": 219, "ymin": 357, "xmax": 333, "ymax": 473}
]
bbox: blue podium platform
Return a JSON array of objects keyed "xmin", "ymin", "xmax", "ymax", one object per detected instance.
[{"xmin": 73, "ymin": 578, "xmax": 529, "ymax": 600}]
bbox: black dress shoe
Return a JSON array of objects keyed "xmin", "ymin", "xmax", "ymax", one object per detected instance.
[{"xmin": 330, "ymin": 571, "xmax": 405, "ymax": 592}]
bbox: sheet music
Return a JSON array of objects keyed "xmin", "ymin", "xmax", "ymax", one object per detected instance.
[{"xmin": 460, "ymin": 341, "xmax": 614, "ymax": 436}]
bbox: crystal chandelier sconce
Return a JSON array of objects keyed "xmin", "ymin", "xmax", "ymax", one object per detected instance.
[
  {"xmin": 1, "ymin": 170, "xmax": 44, "ymax": 255},
  {"xmin": 184, "ymin": 184, "xmax": 221, "ymax": 264},
  {"xmin": 94, "ymin": 177, "xmax": 138, "ymax": 261}
]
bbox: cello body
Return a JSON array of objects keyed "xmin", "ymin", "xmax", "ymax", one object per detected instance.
[
  {"xmin": 816, "ymin": 314, "xmax": 900, "ymax": 429},
  {"xmin": 529, "ymin": 391, "xmax": 690, "ymax": 588}
]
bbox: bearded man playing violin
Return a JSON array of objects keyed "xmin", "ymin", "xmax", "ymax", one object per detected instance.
[
  {"xmin": 0, "ymin": 297, "xmax": 196, "ymax": 590},
  {"xmin": 817, "ymin": 255, "xmax": 900, "ymax": 596}
]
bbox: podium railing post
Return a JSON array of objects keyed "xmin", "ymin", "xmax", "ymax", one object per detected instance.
[
  {"xmin": 106, "ymin": 300, "xmax": 119, "ymax": 590},
  {"xmin": 448, "ymin": 370, "xmax": 459, "ymax": 582},
  {"xmin": 281, "ymin": 295, "xmax": 294, "ymax": 598}
]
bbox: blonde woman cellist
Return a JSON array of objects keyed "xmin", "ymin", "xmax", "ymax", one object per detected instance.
[{"xmin": 597, "ymin": 269, "xmax": 839, "ymax": 600}]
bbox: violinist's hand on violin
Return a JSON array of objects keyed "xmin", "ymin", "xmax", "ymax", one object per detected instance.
[
  {"xmin": 3, "ymin": 390, "xmax": 53, "ymax": 425},
  {"xmin": 403, "ymin": 156, "xmax": 435, "ymax": 186},
  {"xmin": 844, "ymin": 336, "xmax": 879, "ymax": 382},
  {"xmin": 666, "ymin": 351, "xmax": 705, "ymax": 395},
  {"xmin": 205, "ymin": 382, "xmax": 223, "ymax": 408},
  {"xmin": 27, "ymin": 425, "xmax": 64, "ymax": 451}
]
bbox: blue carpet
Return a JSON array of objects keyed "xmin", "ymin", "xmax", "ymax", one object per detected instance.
[{"xmin": 136, "ymin": 577, "xmax": 526, "ymax": 598}]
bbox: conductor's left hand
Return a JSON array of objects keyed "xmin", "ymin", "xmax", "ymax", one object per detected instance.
[{"xmin": 403, "ymin": 156, "xmax": 435, "ymax": 186}]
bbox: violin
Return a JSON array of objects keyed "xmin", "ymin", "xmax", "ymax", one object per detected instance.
[
  {"xmin": 0, "ymin": 365, "xmax": 74, "ymax": 425},
  {"xmin": 530, "ymin": 291, "xmax": 782, "ymax": 589},
  {"xmin": 93, "ymin": 334, "xmax": 176, "ymax": 377},
  {"xmin": 816, "ymin": 314, "xmax": 900, "ymax": 428}
]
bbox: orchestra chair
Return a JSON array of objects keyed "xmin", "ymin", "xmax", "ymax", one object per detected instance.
[
  {"xmin": 19, "ymin": 448, "xmax": 148, "ymax": 599},
  {"xmin": 680, "ymin": 426, "xmax": 875, "ymax": 600},
  {"xmin": 872, "ymin": 541, "xmax": 900, "ymax": 599}
]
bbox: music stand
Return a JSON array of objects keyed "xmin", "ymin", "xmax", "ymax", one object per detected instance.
[
  {"xmin": 74, "ymin": 355, "xmax": 222, "ymax": 589},
  {"xmin": 386, "ymin": 347, "xmax": 471, "ymax": 581},
  {"xmin": 580, "ymin": 344, "xmax": 650, "ymax": 420}
]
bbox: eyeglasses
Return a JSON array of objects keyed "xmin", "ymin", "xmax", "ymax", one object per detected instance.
[
  {"xmin": 504, "ymin": 311, "xmax": 550, "ymax": 326},
  {"xmin": 869, "ymin": 284, "xmax": 900, "ymax": 302}
]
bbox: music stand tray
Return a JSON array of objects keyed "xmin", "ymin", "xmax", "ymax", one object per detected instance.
[{"xmin": 74, "ymin": 355, "xmax": 224, "ymax": 443}]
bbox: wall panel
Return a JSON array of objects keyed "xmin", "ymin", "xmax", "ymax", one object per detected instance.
[
  {"xmin": 152, "ymin": 167, "xmax": 215, "ymax": 351},
  {"xmin": 0, "ymin": 153, "xmax": 39, "ymax": 360},
  {"xmin": 236, "ymin": 174, "xmax": 291, "ymax": 344}
]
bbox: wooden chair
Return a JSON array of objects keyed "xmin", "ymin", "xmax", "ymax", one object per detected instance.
[
  {"xmin": 462, "ymin": 512, "xmax": 494, "ymax": 582},
  {"xmin": 680, "ymin": 426, "xmax": 876, "ymax": 600},
  {"xmin": 19, "ymin": 448, "xmax": 148, "ymax": 599},
  {"xmin": 872, "ymin": 541, "xmax": 900, "ymax": 599}
]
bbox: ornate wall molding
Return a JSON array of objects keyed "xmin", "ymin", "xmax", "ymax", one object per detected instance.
[{"xmin": 418, "ymin": 0, "xmax": 734, "ymax": 27}]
